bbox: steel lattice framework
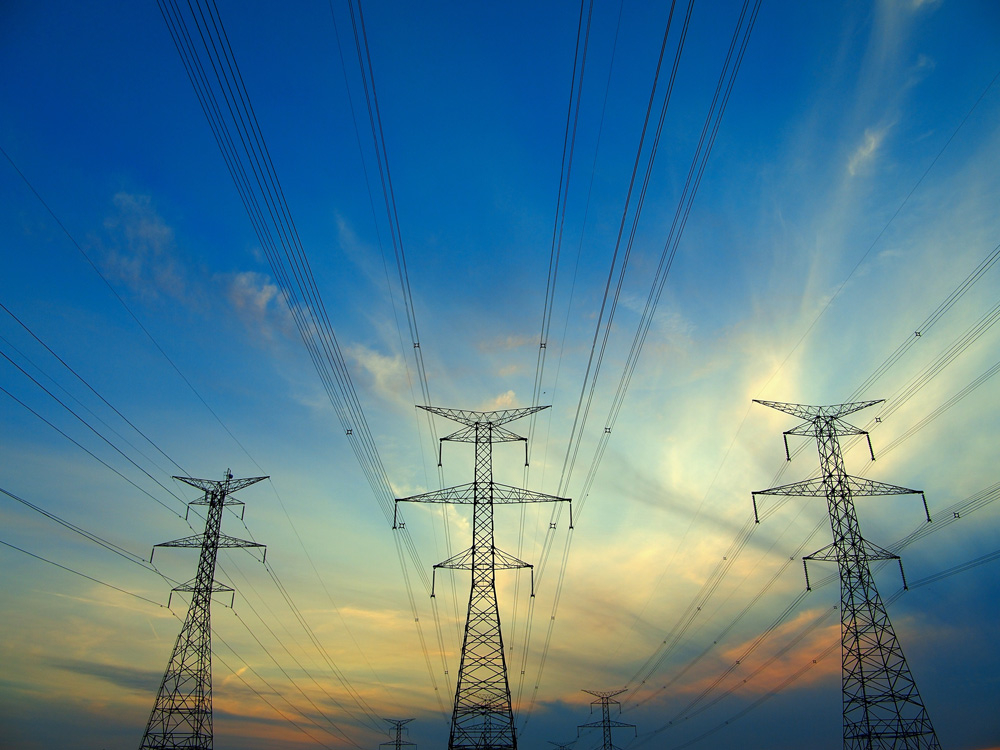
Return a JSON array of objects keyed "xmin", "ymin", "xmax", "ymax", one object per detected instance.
[
  {"xmin": 380, "ymin": 718, "xmax": 417, "ymax": 750},
  {"xmin": 752, "ymin": 400, "xmax": 940, "ymax": 749},
  {"xmin": 576, "ymin": 690, "xmax": 635, "ymax": 750},
  {"xmin": 396, "ymin": 405, "xmax": 571, "ymax": 750},
  {"xmin": 139, "ymin": 471, "xmax": 266, "ymax": 750}
]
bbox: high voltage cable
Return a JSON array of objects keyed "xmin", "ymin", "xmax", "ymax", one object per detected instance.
[
  {"xmin": 1, "ymin": 297, "xmax": 387, "ymax": 722},
  {"xmin": 0, "ymin": 146, "xmax": 260, "ymax": 470},
  {"xmin": 157, "ymin": 0, "xmax": 400, "ymax": 525},
  {"xmin": 222, "ymin": 557, "xmax": 386, "ymax": 728},
  {"xmin": 556, "ymin": 0, "xmax": 692, "ymax": 499},
  {"xmin": 0, "ymin": 138, "xmax": 402, "ymax": 720},
  {"xmin": 0, "ymin": 383, "xmax": 183, "ymax": 519},
  {"xmin": 628, "ymin": 233, "xmax": 1000, "ymax": 711},
  {"xmin": 1, "ymin": 267, "xmax": 389, "ymax": 740},
  {"xmin": 338, "ymin": 0, "xmax": 462, "ymax": 674},
  {"xmin": 211, "ymin": 641, "xmax": 345, "ymax": 750},
  {"xmin": 773, "ymin": 239, "xmax": 1000, "ymax": 480},
  {"xmin": 0, "ymin": 302, "xmax": 189, "ymax": 476},
  {"xmin": 0, "ymin": 347, "xmax": 190, "ymax": 509},
  {"xmin": 513, "ymin": 0, "xmax": 595, "ymax": 712},
  {"xmin": 157, "ymin": 0, "xmax": 432, "ymax": 591},
  {"xmin": 524, "ymin": 0, "xmax": 761, "ymax": 723},
  {"xmin": 0, "ymin": 537, "xmax": 167, "ymax": 609},
  {"xmin": 578, "ymin": 0, "xmax": 761, "ymax": 520},
  {"xmin": 156, "ymin": 0, "xmax": 446, "ymax": 709},
  {"xmin": 528, "ymin": 0, "xmax": 595, "ymax": 422},
  {"xmin": 526, "ymin": 0, "xmax": 700, "ymax": 705},
  {"xmin": 522, "ymin": 0, "xmax": 693, "ymax": 721},
  {"xmin": 0, "ymin": 485, "xmax": 159, "ymax": 570},
  {"xmin": 228, "ymin": 607, "xmax": 372, "ymax": 742},
  {"xmin": 755, "ymin": 67, "xmax": 1000, "ymax": 399},
  {"xmin": 630, "ymin": 482, "xmax": 1000, "ymax": 739},
  {"xmin": 681, "ymin": 82, "xmax": 1000, "ymax": 640},
  {"xmin": 5, "ymin": 88, "xmax": 394, "ymax": 746}
]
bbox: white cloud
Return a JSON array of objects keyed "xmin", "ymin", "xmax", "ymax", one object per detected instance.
[
  {"xmin": 346, "ymin": 343, "xmax": 412, "ymax": 409},
  {"xmin": 847, "ymin": 126, "xmax": 890, "ymax": 176},
  {"xmin": 100, "ymin": 192, "xmax": 190, "ymax": 303},
  {"xmin": 484, "ymin": 390, "xmax": 517, "ymax": 410},
  {"xmin": 223, "ymin": 270, "xmax": 295, "ymax": 341}
]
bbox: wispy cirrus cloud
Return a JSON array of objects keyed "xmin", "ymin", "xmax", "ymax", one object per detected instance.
[
  {"xmin": 847, "ymin": 126, "xmax": 892, "ymax": 176},
  {"xmin": 224, "ymin": 270, "xmax": 296, "ymax": 342},
  {"xmin": 100, "ymin": 192, "xmax": 192, "ymax": 305}
]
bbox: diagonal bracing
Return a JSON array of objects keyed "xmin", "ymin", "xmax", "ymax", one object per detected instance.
[
  {"xmin": 752, "ymin": 400, "xmax": 940, "ymax": 750},
  {"xmin": 139, "ymin": 471, "xmax": 266, "ymax": 750},
  {"xmin": 396, "ymin": 406, "xmax": 571, "ymax": 750}
]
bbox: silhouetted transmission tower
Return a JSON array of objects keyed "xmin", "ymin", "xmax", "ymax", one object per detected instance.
[
  {"xmin": 380, "ymin": 718, "xmax": 417, "ymax": 750},
  {"xmin": 576, "ymin": 689, "xmax": 635, "ymax": 750},
  {"xmin": 752, "ymin": 400, "xmax": 940, "ymax": 749},
  {"xmin": 396, "ymin": 405, "xmax": 572, "ymax": 750},
  {"xmin": 139, "ymin": 471, "xmax": 266, "ymax": 750}
]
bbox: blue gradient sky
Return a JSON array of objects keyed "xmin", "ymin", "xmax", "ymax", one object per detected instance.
[{"xmin": 2, "ymin": 1, "xmax": 999, "ymax": 749}]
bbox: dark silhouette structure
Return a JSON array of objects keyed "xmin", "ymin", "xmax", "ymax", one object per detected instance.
[
  {"xmin": 752, "ymin": 400, "xmax": 940, "ymax": 749},
  {"xmin": 380, "ymin": 718, "xmax": 417, "ymax": 750},
  {"xmin": 577, "ymin": 689, "xmax": 635, "ymax": 750},
  {"xmin": 139, "ymin": 471, "xmax": 266, "ymax": 750},
  {"xmin": 396, "ymin": 405, "xmax": 571, "ymax": 750}
]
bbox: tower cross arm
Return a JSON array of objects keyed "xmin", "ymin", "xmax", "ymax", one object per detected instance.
[
  {"xmin": 397, "ymin": 483, "xmax": 477, "ymax": 505},
  {"xmin": 418, "ymin": 404, "xmax": 549, "ymax": 428},
  {"xmin": 754, "ymin": 476, "xmax": 921, "ymax": 499},
  {"xmin": 491, "ymin": 483, "xmax": 571, "ymax": 505},
  {"xmin": 438, "ymin": 424, "xmax": 529, "ymax": 444},
  {"xmin": 155, "ymin": 532, "xmax": 264, "ymax": 549},
  {"xmin": 785, "ymin": 419, "xmax": 868, "ymax": 438},
  {"xmin": 173, "ymin": 474, "xmax": 268, "ymax": 494},
  {"xmin": 754, "ymin": 399, "xmax": 884, "ymax": 420},
  {"xmin": 155, "ymin": 533, "xmax": 206, "ymax": 549},
  {"xmin": 434, "ymin": 546, "xmax": 533, "ymax": 572},
  {"xmin": 577, "ymin": 720, "xmax": 634, "ymax": 730},
  {"xmin": 216, "ymin": 533, "xmax": 265, "ymax": 549}
]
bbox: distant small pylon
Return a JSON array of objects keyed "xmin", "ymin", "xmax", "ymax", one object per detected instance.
[
  {"xmin": 380, "ymin": 718, "xmax": 416, "ymax": 750},
  {"xmin": 577, "ymin": 689, "xmax": 635, "ymax": 750}
]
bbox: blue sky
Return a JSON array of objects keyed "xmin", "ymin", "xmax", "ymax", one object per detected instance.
[{"xmin": 2, "ymin": 1, "xmax": 1000, "ymax": 749}]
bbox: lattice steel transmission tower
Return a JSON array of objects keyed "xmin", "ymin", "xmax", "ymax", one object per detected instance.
[
  {"xmin": 380, "ymin": 718, "xmax": 417, "ymax": 750},
  {"xmin": 752, "ymin": 400, "xmax": 940, "ymax": 750},
  {"xmin": 395, "ymin": 405, "xmax": 572, "ymax": 750},
  {"xmin": 139, "ymin": 471, "xmax": 266, "ymax": 750},
  {"xmin": 576, "ymin": 690, "xmax": 635, "ymax": 750}
]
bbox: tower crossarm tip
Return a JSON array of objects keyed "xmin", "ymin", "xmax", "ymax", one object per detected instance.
[
  {"xmin": 582, "ymin": 689, "xmax": 627, "ymax": 700},
  {"xmin": 216, "ymin": 533, "xmax": 265, "ymax": 549},
  {"xmin": 492, "ymin": 547, "xmax": 532, "ymax": 570},
  {"xmin": 434, "ymin": 547, "xmax": 474, "ymax": 570},
  {"xmin": 491, "ymin": 483, "xmax": 572, "ymax": 505},
  {"xmin": 860, "ymin": 538, "xmax": 901, "ymax": 562}
]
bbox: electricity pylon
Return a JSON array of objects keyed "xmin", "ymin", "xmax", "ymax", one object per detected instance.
[
  {"xmin": 577, "ymin": 690, "xmax": 635, "ymax": 750},
  {"xmin": 395, "ymin": 405, "xmax": 572, "ymax": 750},
  {"xmin": 380, "ymin": 718, "xmax": 416, "ymax": 750},
  {"xmin": 139, "ymin": 471, "xmax": 267, "ymax": 750},
  {"xmin": 752, "ymin": 400, "xmax": 941, "ymax": 750}
]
